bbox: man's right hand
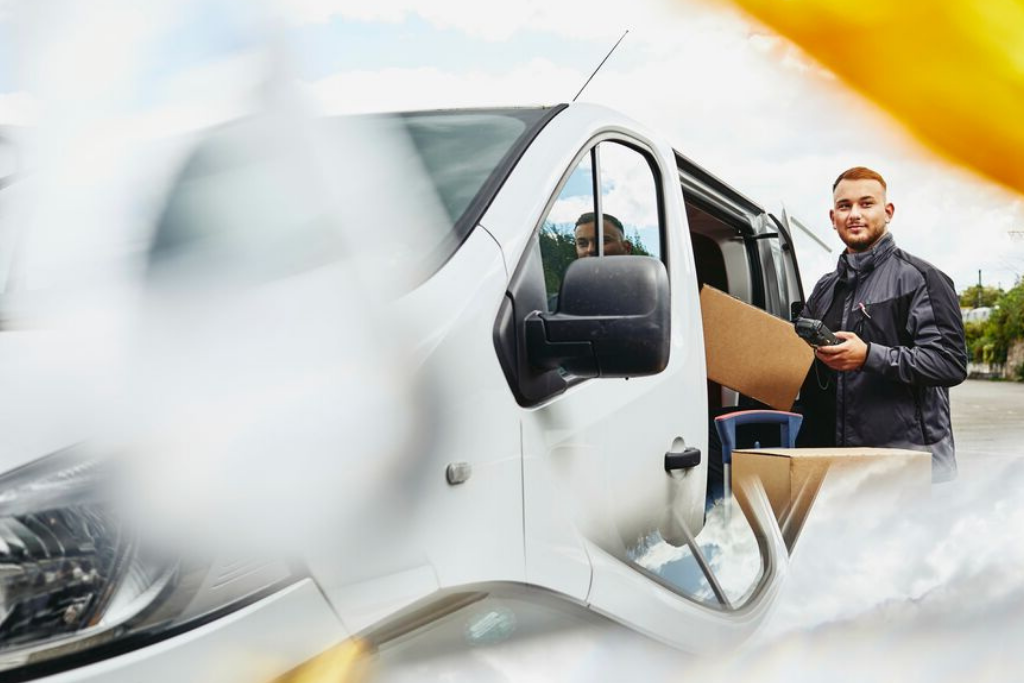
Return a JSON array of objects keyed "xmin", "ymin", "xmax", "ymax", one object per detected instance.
[{"xmin": 815, "ymin": 331, "xmax": 868, "ymax": 371}]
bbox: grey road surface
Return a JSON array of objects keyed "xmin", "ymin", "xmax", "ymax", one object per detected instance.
[{"xmin": 951, "ymin": 378, "xmax": 1024, "ymax": 473}]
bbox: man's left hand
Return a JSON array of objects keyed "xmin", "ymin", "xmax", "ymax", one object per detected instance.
[{"xmin": 815, "ymin": 331, "xmax": 868, "ymax": 371}]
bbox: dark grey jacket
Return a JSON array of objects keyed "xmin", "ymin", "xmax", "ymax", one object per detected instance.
[{"xmin": 802, "ymin": 233, "xmax": 967, "ymax": 481}]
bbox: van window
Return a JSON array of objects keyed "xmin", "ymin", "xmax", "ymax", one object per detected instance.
[
  {"xmin": 146, "ymin": 109, "xmax": 559, "ymax": 291},
  {"xmin": 539, "ymin": 140, "xmax": 663, "ymax": 310},
  {"xmin": 599, "ymin": 142, "xmax": 661, "ymax": 259},
  {"xmin": 398, "ymin": 112, "xmax": 539, "ymax": 227},
  {"xmin": 539, "ymin": 153, "xmax": 594, "ymax": 308}
]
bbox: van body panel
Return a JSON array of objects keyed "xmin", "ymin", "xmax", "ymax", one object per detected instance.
[
  {"xmin": 37, "ymin": 581, "xmax": 346, "ymax": 683},
  {"xmin": 1, "ymin": 104, "xmax": 812, "ymax": 681}
]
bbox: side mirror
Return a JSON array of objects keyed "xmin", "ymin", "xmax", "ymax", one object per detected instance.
[{"xmin": 525, "ymin": 257, "xmax": 670, "ymax": 378}]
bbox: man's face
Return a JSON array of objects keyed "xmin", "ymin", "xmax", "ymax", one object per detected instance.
[
  {"xmin": 830, "ymin": 178, "xmax": 894, "ymax": 253},
  {"xmin": 574, "ymin": 221, "xmax": 631, "ymax": 258}
]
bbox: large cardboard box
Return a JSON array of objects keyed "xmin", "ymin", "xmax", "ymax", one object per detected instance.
[
  {"xmin": 700, "ymin": 285, "xmax": 813, "ymax": 411},
  {"xmin": 732, "ymin": 447, "xmax": 931, "ymax": 550}
]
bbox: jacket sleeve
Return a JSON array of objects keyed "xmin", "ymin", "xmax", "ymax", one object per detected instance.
[{"xmin": 862, "ymin": 268, "xmax": 968, "ymax": 387}]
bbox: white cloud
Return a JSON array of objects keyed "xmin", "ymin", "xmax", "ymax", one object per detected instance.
[
  {"xmin": 0, "ymin": 91, "xmax": 40, "ymax": 125},
  {"xmin": 753, "ymin": 458, "xmax": 1024, "ymax": 642},
  {"xmin": 548, "ymin": 196, "xmax": 594, "ymax": 227},
  {"xmin": 677, "ymin": 468, "xmax": 1024, "ymax": 680},
  {"xmin": 279, "ymin": 0, "xmax": 686, "ymax": 41},
  {"xmin": 887, "ymin": 165, "xmax": 1024, "ymax": 289},
  {"xmin": 281, "ymin": 0, "xmax": 539, "ymax": 38},
  {"xmin": 303, "ymin": 58, "xmax": 581, "ymax": 113},
  {"xmin": 0, "ymin": 0, "xmax": 14, "ymax": 22},
  {"xmin": 601, "ymin": 145, "xmax": 661, "ymax": 229},
  {"xmin": 280, "ymin": 0, "xmax": 405, "ymax": 25},
  {"xmin": 8, "ymin": 0, "xmax": 1016, "ymax": 295},
  {"xmin": 19, "ymin": 2, "xmax": 164, "ymax": 106},
  {"xmin": 295, "ymin": 0, "xmax": 1024, "ymax": 291}
]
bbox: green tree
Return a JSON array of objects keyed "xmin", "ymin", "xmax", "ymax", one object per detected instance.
[
  {"xmin": 987, "ymin": 281, "xmax": 1024, "ymax": 363},
  {"xmin": 539, "ymin": 223, "xmax": 577, "ymax": 297},
  {"xmin": 968, "ymin": 279, "xmax": 1024, "ymax": 366},
  {"xmin": 628, "ymin": 229, "xmax": 652, "ymax": 257},
  {"xmin": 539, "ymin": 222, "xmax": 657, "ymax": 302},
  {"xmin": 964, "ymin": 320, "xmax": 985, "ymax": 362},
  {"xmin": 959, "ymin": 284, "xmax": 1003, "ymax": 308}
]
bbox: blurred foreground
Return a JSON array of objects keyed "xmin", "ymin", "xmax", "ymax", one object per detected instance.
[
  {"xmin": 362, "ymin": 381, "xmax": 1024, "ymax": 682},
  {"xmin": 2, "ymin": 2, "xmax": 1024, "ymax": 680}
]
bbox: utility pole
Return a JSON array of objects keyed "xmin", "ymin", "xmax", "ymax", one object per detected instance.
[{"xmin": 977, "ymin": 269, "xmax": 982, "ymax": 308}]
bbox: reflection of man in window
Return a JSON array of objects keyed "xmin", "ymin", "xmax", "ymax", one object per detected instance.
[{"xmin": 573, "ymin": 212, "xmax": 632, "ymax": 258}]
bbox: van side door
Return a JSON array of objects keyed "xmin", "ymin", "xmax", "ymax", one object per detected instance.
[{"xmin": 494, "ymin": 131, "xmax": 708, "ymax": 603}]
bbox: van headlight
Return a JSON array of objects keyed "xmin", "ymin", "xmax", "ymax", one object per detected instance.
[{"xmin": 0, "ymin": 449, "xmax": 297, "ymax": 674}]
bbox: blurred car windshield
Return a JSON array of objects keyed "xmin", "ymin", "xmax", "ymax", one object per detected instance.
[
  {"xmin": 0, "ymin": 108, "xmax": 559, "ymax": 310},
  {"xmin": 146, "ymin": 107, "xmax": 557, "ymax": 289},
  {"xmin": 393, "ymin": 109, "xmax": 550, "ymax": 230}
]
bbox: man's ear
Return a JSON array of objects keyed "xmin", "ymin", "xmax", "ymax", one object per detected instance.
[
  {"xmin": 885, "ymin": 202, "xmax": 895, "ymax": 223},
  {"xmin": 829, "ymin": 209, "xmax": 836, "ymax": 227},
  {"xmin": 625, "ymin": 241, "xmax": 633, "ymax": 254}
]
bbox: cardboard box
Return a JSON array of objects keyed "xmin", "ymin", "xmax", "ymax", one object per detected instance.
[
  {"xmin": 732, "ymin": 447, "xmax": 931, "ymax": 550},
  {"xmin": 700, "ymin": 285, "xmax": 813, "ymax": 411}
]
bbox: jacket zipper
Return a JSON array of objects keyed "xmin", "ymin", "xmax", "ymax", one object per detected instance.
[{"xmin": 838, "ymin": 275, "xmax": 859, "ymax": 447}]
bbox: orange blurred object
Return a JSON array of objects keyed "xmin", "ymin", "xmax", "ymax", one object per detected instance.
[
  {"xmin": 270, "ymin": 639, "xmax": 372, "ymax": 683},
  {"xmin": 718, "ymin": 0, "xmax": 1024, "ymax": 195}
]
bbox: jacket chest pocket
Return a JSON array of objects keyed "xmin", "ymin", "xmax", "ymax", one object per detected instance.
[{"xmin": 851, "ymin": 294, "xmax": 913, "ymax": 346}]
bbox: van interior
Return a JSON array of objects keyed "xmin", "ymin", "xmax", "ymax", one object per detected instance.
[
  {"xmin": 681, "ymin": 188, "xmax": 793, "ymax": 503},
  {"xmin": 685, "ymin": 199, "xmax": 758, "ymax": 415}
]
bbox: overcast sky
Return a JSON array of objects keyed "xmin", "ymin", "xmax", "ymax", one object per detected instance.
[{"xmin": 3, "ymin": 0, "xmax": 1023, "ymax": 292}]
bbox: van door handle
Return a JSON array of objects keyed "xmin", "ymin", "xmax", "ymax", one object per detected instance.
[{"xmin": 664, "ymin": 447, "xmax": 701, "ymax": 472}]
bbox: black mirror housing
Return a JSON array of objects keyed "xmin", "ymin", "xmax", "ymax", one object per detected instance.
[{"xmin": 526, "ymin": 257, "xmax": 670, "ymax": 378}]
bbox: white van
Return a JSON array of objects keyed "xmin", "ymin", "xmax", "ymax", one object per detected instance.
[{"xmin": 0, "ymin": 104, "xmax": 812, "ymax": 682}]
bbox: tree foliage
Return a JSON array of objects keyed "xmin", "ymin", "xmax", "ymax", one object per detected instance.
[
  {"xmin": 959, "ymin": 284, "xmax": 1003, "ymax": 308},
  {"xmin": 629, "ymin": 230, "xmax": 653, "ymax": 257},
  {"xmin": 963, "ymin": 280, "xmax": 1024, "ymax": 366},
  {"xmin": 538, "ymin": 223, "xmax": 654, "ymax": 299},
  {"xmin": 539, "ymin": 225, "xmax": 576, "ymax": 296}
]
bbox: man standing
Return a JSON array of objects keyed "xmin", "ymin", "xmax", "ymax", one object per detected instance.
[{"xmin": 798, "ymin": 167, "xmax": 967, "ymax": 481}]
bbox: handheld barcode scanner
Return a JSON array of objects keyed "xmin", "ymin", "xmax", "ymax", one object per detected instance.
[
  {"xmin": 790, "ymin": 301, "xmax": 841, "ymax": 348},
  {"xmin": 794, "ymin": 317, "xmax": 841, "ymax": 347}
]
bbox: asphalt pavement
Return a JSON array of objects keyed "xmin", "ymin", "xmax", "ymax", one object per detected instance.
[{"xmin": 951, "ymin": 378, "xmax": 1024, "ymax": 473}]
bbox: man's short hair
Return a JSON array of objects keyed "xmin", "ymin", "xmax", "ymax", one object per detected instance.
[
  {"xmin": 574, "ymin": 211, "xmax": 625, "ymax": 237},
  {"xmin": 833, "ymin": 166, "xmax": 887, "ymax": 192}
]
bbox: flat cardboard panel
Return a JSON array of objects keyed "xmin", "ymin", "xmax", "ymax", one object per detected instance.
[
  {"xmin": 741, "ymin": 451, "xmax": 791, "ymax": 517},
  {"xmin": 699, "ymin": 285, "xmax": 813, "ymax": 411},
  {"xmin": 732, "ymin": 447, "xmax": 931, "ymax": 550}
]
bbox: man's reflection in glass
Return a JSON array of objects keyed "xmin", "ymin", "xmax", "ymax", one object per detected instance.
[{"xmin": 573, "ymin": 212, "xmax": 632, "ymax": 258}]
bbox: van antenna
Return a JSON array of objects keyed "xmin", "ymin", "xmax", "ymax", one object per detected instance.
[{"xmin": 572, "ymin": 30, "xmax": 629, "ymax": 102}]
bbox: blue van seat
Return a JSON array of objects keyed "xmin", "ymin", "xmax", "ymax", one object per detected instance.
[{"xmin": 714, "ymin": 410, "xmax": 802, "ymax": 500}]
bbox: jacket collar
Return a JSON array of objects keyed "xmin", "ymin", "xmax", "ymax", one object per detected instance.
[{"xmin": 837, "ymin": 232, "xmax": 896, "ymax": 278}]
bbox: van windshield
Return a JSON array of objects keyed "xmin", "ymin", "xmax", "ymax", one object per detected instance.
[
  {"xmin": 147, "ymin": 108, "xmax": 557, "ymax": 288},
  {"xmin": 395, "ymin": 109, "xmax": 551, "ymax": 229},
  {"xmin": 337, "ymin": 108, "xmax": 556, "ymax": 277},
  {"xmin": 1, "ymin": 108, "xmax": 559, "ymax": 307}
]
